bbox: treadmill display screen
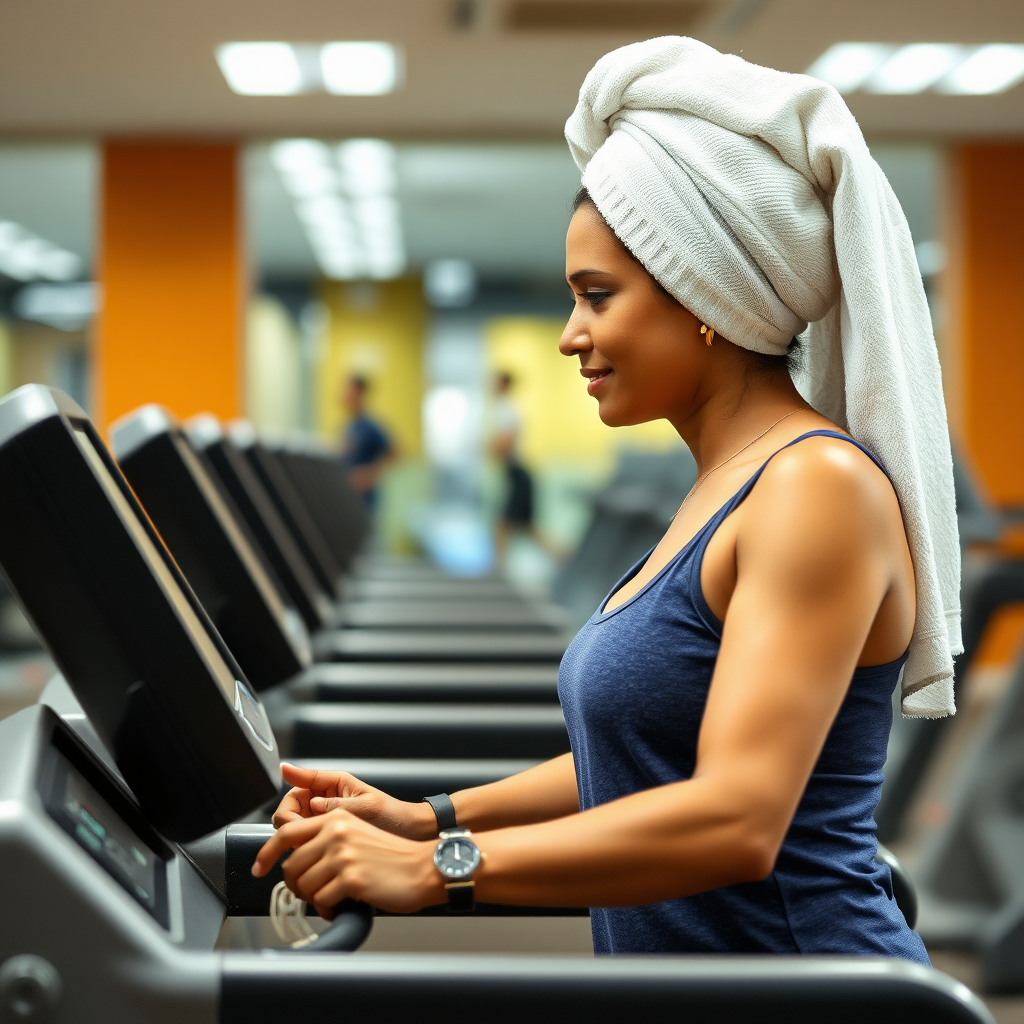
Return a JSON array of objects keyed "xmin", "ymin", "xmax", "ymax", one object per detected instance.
[
  {"xmin": 44, "ymin": 743, "xmax": 169, "ymax": 926},
  {"xmin": 72, "ymin": 425, "xmax": 238, "ymax": 703}
]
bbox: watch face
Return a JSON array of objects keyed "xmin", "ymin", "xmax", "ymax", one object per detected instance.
[{"xmin": 434, "ymin": 836, "xmax": 480, "ymax": 879}]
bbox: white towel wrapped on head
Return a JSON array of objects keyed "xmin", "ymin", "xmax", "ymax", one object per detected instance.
[{"xmin": 565, "ymin": 36, "xmax": 961, "ymax": 718}]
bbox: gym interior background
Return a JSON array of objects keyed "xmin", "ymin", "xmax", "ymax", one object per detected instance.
[{"xmin": 1, "ymin": 1, "xmax": 1024, "ymax": 1018}]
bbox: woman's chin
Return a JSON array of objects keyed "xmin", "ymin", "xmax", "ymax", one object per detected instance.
[{"xmin": 597, "ymin": 403, "xmax": 654, "ymax": 429}]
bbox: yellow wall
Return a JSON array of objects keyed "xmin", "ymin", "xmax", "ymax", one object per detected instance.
[
  {"xmin": 485, "ymin": 316, "xmax": 683, "ymax": 470},
  {"xmin": 317, "ymin": 278, "xmax": 425, "ymax": 455},
  {"xmin": 8, "ymin": 322, "xmax": 87, "ymax": 400},
  {"xmin": 246, "ymin": 295, "xmax": 303, "ymax": 432},
  {"xmin": 0, "ymin": 321, "xmax": 12, "ymax": 396}
]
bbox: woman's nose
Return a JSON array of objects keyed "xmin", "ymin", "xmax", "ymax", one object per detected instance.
[{"xmin": 559, "ymin": 310, "xmax": 591, "ymax": 357}]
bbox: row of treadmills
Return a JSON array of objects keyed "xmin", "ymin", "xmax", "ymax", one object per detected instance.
[{"xmin": 0, "ymin": 385, "xmax": 994, "ymax": 1022}]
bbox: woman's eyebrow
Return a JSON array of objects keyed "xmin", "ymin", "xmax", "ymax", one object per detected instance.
[{"xmin": 567, "ymin": 268, "xmax": 610, "ymax": 284}]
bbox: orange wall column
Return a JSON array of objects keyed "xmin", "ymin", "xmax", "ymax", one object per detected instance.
[
  {"xmin": 945, "ymin": 143, "xmax": 1024, "ymax": 506},
  {"xmin": 94, "ymin": 141, "xmax": 244, "ymax": 432}
]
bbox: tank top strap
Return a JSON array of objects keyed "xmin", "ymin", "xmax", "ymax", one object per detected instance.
[
  {"xmin": 713, "ymin": 429, "xmax": 890, "ymax": 518},
  {"xmin": 684, "ymin": 430, "xmax": 891, "ymax": 624}
]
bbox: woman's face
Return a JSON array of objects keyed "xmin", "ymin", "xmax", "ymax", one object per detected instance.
[{"xmin": 560, "ymin": 203, "xmax": 708, "ymax": 428}]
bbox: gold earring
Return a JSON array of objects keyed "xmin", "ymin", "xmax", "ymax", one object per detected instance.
[{"xmin": 701, "ymin": 324, "xmax": 715, "ymax": 346}]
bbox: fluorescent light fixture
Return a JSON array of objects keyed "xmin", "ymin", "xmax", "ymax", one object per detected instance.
[
  {"xmin": 352, "ymin": 196, "xmax": 401, "ymax": 230},
  {"xmin": 13, "ymin": 282, "xmax": 100, "ymax": 330},
  {"xmin": 270, "ymin": 138, "xmax": 331, "ymax": 171},
  {"xmin": 806, "ymin": 43, "xmax": 893, "ymax": 94},
  {"xmin": 272, "ymin": 136, "xmax": 405, "ymax": 281},
  {"xmin": 338, "ymin": 139, "xmax": 398, "ymax": 195},
  {"xmin": 866, "ymin": 44, "xmax": 963, "ymax": 94},
  {"xmin": 808, "ymin": 41, "xmax": 1024, "ymax": 96},
  {"xmin": 270, "ymin": 139, "xmax": 337, "ymax": 197},
  {"xmin": 0, "ymin": 220, "xmax": 82, "ymax": 283},
  {"xmin": 938, "ymin": 44, "xmax": 1024, "ymax": 95},
  {"xmin": 296, "ymin": 195, "xmax": 350, "ymax": 228},
  {"xmin": 321, "ymin": 42, "xmax": 398, "ymax": 95},
  {"xmin": 216, "ymin": 42, "xmax": 302, "ymax": 96}
]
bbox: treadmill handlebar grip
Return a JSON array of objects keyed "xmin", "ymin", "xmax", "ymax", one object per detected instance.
[
  {"xmin": 225, "ymin": 826, "xmax": 283, "ymax": 916},
  {"xmin": 298, "ymin": 900, "xmax": 374, "ymax": 952}
]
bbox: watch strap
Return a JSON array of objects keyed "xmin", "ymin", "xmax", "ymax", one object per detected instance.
[
  {"xmin": 445, "ymin": 880, "xmax": 475, "ymax": 913},
  {"xmin": 423, "ymin": 793, "xmax": 457, "ymax": 833}
]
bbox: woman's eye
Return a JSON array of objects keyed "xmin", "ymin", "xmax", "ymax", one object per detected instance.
[{"xmin": 584, "ymin": 290, "xmax": 611, "ymax": 306}]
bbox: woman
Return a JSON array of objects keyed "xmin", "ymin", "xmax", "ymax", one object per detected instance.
[{"xmin": 253, "ymin": 37, "xmax": 961, "ymax": 960}]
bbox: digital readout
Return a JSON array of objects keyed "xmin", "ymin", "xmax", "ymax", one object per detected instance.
[{"xmin": 62, "ymin": 765, "xmax": 158, "ymax": 911}]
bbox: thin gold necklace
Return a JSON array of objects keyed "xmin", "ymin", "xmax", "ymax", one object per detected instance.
[{"xmin": 673, "ymin": 409, "xmax": 801, "ymax": 521}]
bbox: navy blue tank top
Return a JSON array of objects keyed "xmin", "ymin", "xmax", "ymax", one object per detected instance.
[{"xmin": 558, "ymin": 431, "xmax": 929, "ymax": 962}]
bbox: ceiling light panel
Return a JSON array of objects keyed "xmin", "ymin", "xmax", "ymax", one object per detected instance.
[
  {"xmin": 216, "ymin": 43, "xmax": 303, "ymax": 96},
  {"xmin": 217, "ymin": 42, "xmax": 399, "ymax": 97},
  {"xmin": 806, "ymin": 43, "xmax": 1024, "ymax": 96},
  {"xmin": 805, "ymin": 44, "xmax": 894, "ymax": 94},
  {"xmin": 0, "ymin": 220, "xmax": 82, "ymax": 282},
  {"xmin": 271, "ymin": 138, "xmax": 405, "ymax": 281},
  {"xmin": 13, "ymin": 282, "xmax": 99, "ymax": 330},
  {"xmin": 938, "ymin": 45, "xmax": 1024, "ymax": 95},
  {"xmin": 321, "ymin": 43, "xmax": 399, "ymax": 96},
  {"xmin": 866, "ymin": 44, "xmax": 963, "ymax": 95}
]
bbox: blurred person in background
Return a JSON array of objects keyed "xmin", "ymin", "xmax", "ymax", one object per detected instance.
[
  {"xmin": 340, "ymin": 374, "xmax": 394, "ymax": 510},
  {"xmin": 490, "ymin": 370, "xmax": 561, "ymax": 566}
]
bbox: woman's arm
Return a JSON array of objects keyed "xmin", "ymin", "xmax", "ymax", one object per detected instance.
[
  {"xmin": 256, "ymin": 442, "xmax": 909, "ymax": 915},
  {"xmin": 451, "ymin": 752, "xmax": 580, "ymax": 830},
  {"xmin": 271, "ymin": 752, "xmax": 580, "ymax": 839}
]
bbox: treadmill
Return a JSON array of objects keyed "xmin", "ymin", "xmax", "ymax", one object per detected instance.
[
  {"xmin": 187, "ymin": 417, "xmax": 553, "ymax": 624},
  {"xmin": 0, "ymin": 386, "xmax": 993, "ymax": 1021},
  {"xmin": 263, "ymin": 434, "xmax": 371, "ymax": 576},
  {"xmin": 108, "ymin": 406, "xmax": 312, "ymax": 692},
  {"xmin": 184, "ymin": 414, "xmax": 567, "ymax": 694},
  {"xmin": 109, "ymin": 406, "xmax": 568, "ymax": 767},
  {"xmin": 202, "ymin": 419, "xmax": 570, "ymax": 663}
]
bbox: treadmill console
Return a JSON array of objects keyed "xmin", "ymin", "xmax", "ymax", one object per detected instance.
[
  {"xmin": 40, "ymin": 727, "xmax": 171, "ymax": 927},
  {"xmin": 0, "ymin": 385, "xmax": 281, "ymax": 841}
]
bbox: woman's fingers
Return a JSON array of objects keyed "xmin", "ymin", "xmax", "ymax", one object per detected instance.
[
  {"xmin": 309, "ymin": 877, "xmax": 354, "ymax": 920},
  {"xmin": 293, "ymin": 856, "xmax": 351, "ymax": 908},
  {"xmin": 279, "ymin": 762, "xmax": 320, "ymax": 789},
  {"xmin": 252, "ymin": 815, "xmax": 326, "ymax": 876},
  {"xmin": 309, "ymin": 796, "xmax": 353, "ymax": 814},
  {"xmin": 272, "ymin": 786, "xmax": 313, "ymax": 828},
  {"xmin": 280, "ymin": 764, "xmax": 340, "ymax": 798},
  {"xmin": 280, "ymin": 831, "xmax": 335, "ymax": 893}
]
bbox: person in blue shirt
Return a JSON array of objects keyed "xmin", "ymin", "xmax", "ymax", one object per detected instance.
[{"xmin": 340, "ymin": 375, "xmax": 394, "ymax": 510}]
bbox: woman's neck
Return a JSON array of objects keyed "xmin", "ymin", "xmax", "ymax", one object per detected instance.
[{"xmin": 671, "ymin": 360, "xmax": 813, "ymax": 479}]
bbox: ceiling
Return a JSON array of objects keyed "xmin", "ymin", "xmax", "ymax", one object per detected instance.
[
  {"xmin": 0, "ymin": 140, "xmax": 935, "ymax": 282},
  {"xmin": 249, "ymin": 142, "xmax": 583, "ymax": 278},
  {"xmin": 0, "ymin": 0, "xmax": 1023, "ymax": 140}
]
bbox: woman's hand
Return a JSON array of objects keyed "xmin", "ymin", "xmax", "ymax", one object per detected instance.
[
  {"xmin": 273, "ymin": 763, "xmax": 438, "ymax": 839},
  {"xmin": 253, "ymin": 808, "xmax": 445, "ymax": 916}
]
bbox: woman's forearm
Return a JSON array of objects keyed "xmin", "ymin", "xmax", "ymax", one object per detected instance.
[
  {"xmin": 449, "ymin": 752, "xmax": 580, "ymax": 831},
  {"xmin": 470, "ymin": 774, "xmax": 777, "ymax": 908}
]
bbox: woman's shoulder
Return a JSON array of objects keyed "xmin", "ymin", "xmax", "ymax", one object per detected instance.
[{"xmin": 741, "ymin": 429, "xmax": 903, "ymax": 558}]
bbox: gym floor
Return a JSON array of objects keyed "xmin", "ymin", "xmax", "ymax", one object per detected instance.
[{"xmin": 3, "ymin": 650, "xmax": 1022, "ymax": 1020}]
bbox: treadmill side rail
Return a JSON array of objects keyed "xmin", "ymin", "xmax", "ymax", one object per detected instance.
[{"xmin": 219, "ymin": 955, "xmax": 993, "ymax": 1024}]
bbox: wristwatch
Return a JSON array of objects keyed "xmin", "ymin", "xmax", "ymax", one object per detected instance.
[
  {"xmin": 433, "ymin": 828, "xmax": 481, "ymax": 913},
  {"xmin": 423, "ymin": 792, "xmax": 457, "ymax": 834}
]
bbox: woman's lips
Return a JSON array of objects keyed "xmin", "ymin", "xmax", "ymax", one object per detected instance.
[{"xmin": 582, "ymin": 367, "xmax": 611, "ymax": 396}]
